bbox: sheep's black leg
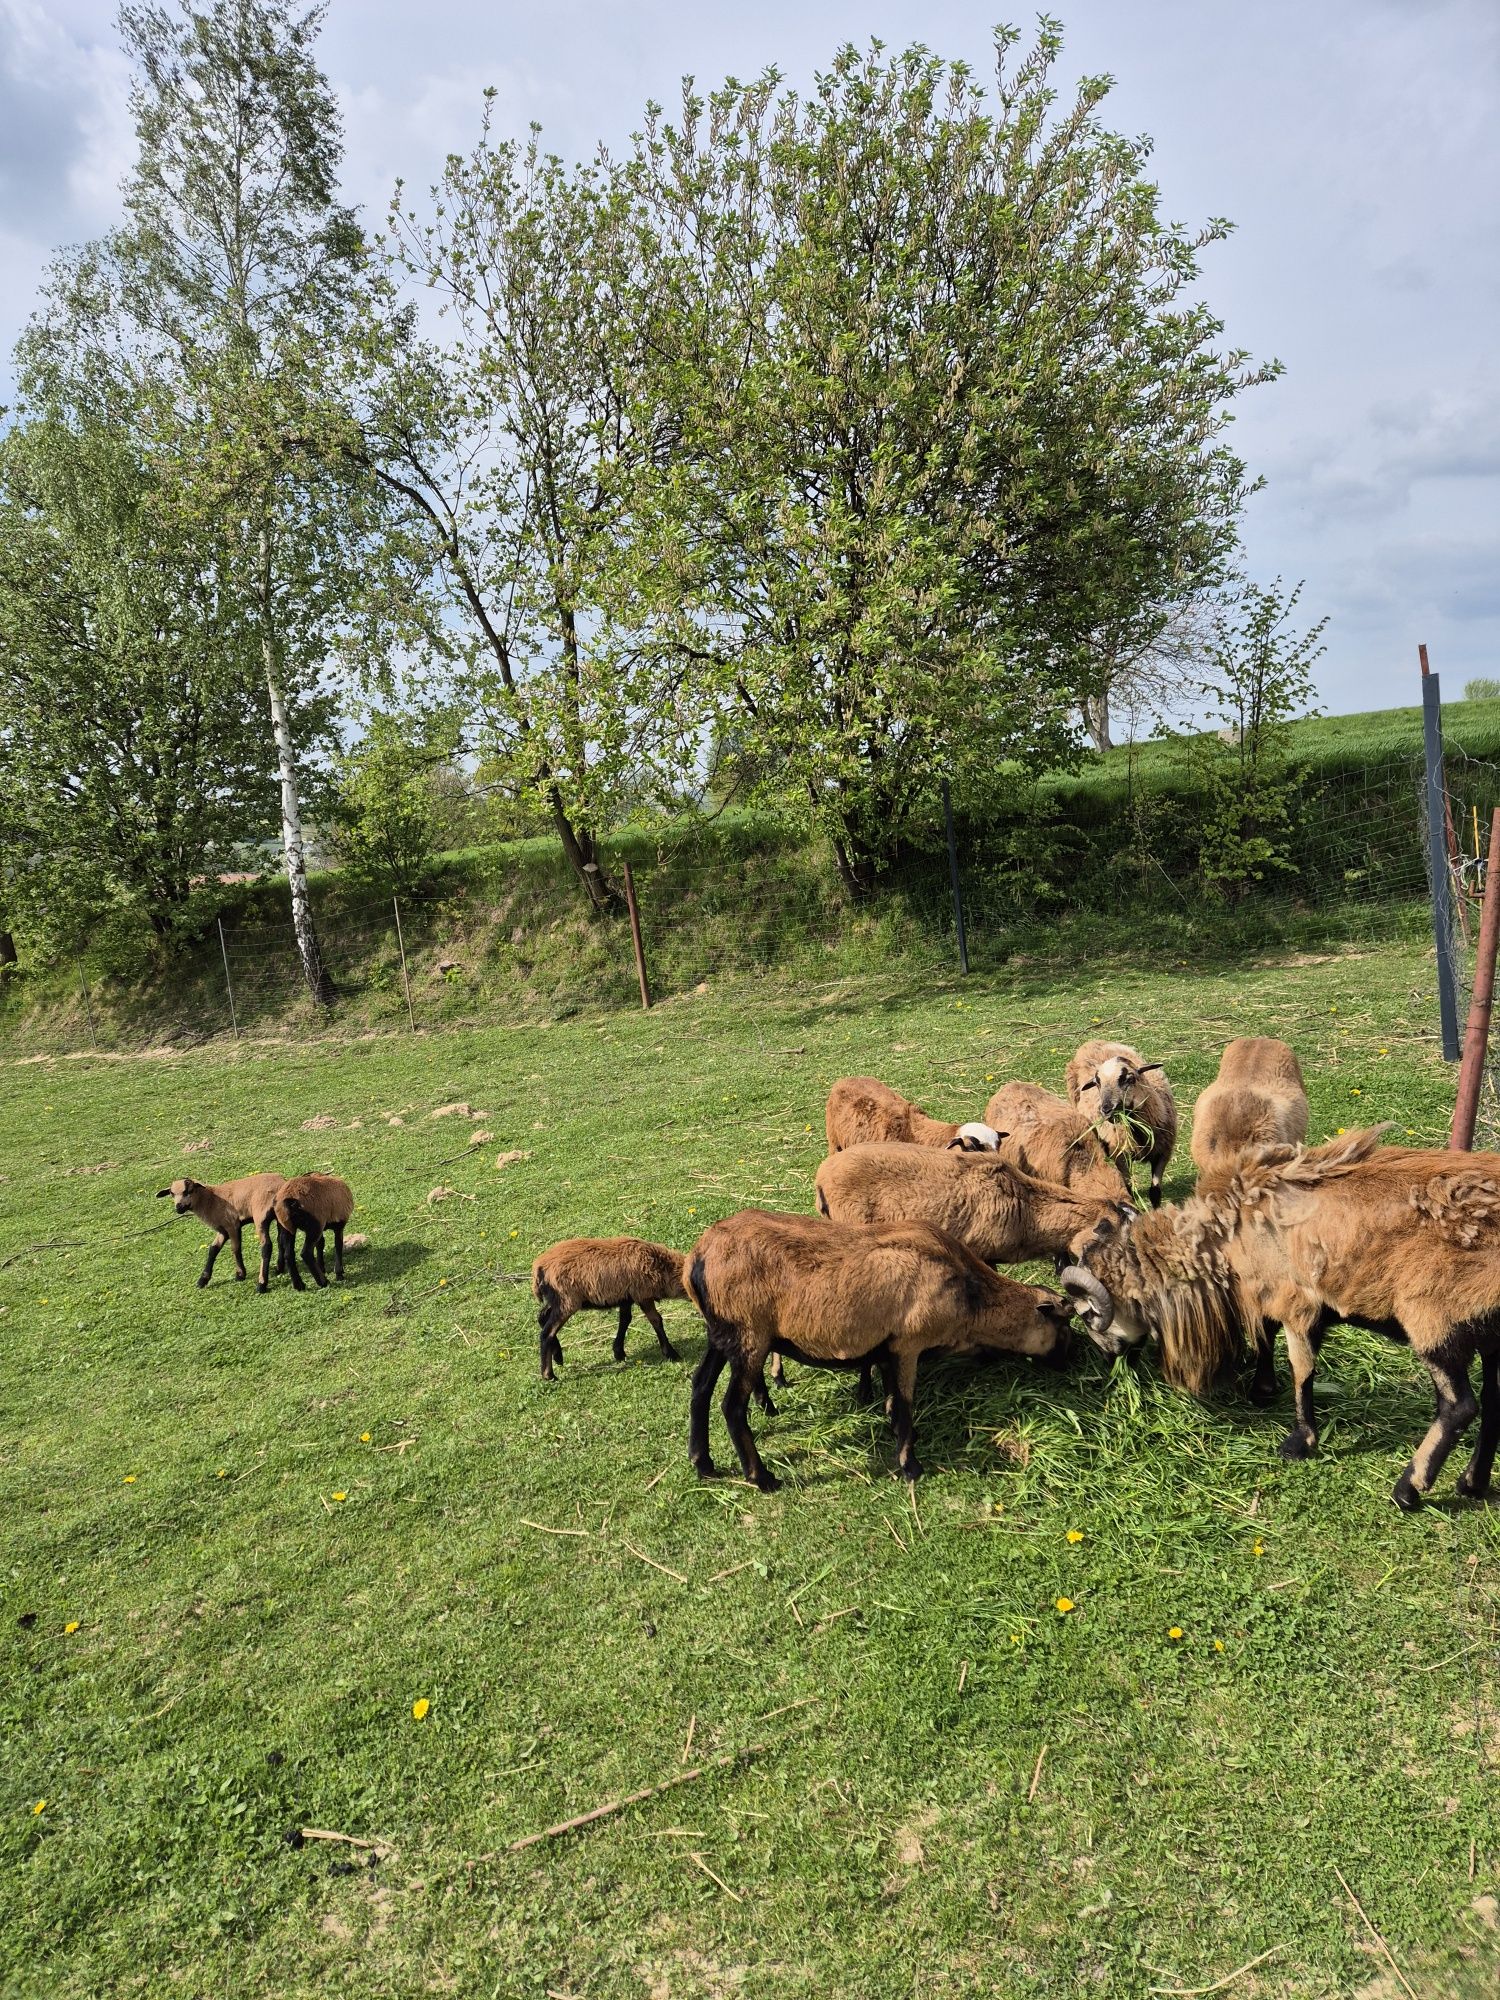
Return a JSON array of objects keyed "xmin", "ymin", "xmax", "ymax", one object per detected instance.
[
  {"xmin": 1250, "ymin": 1327, "xmax": 1279, "ymax": 1406},
  {"xmin": 1457, "ymin": 1350, "xmax": 1500, "ymax": 1500},
  {"xmin": 854, "ymin": 1359, "xmax": 876, "ymax": 1407},
  {"xmin": 301, "ymin": 1227, "xmax": 327, "ymax": 1290},
  {"xmin": 1395, "ymin": 1356, "xmax": 1479, "ymax": 1510},
  {"xmin": 313, "ymin": 1230, "xmax": 329, "ymax": 1286},
  {"xmin": 612, "ymin": 1301, "xmax": 633, "ymax": 1362},
  {"xmin": 230, "ymin": 1223, "xmax": 248, "ymax": 1281},
  {"xmin": 276, "ymin": 1224, "xmax": 290, "ymax": 1275},
  {"xmin": 689, "ymin": 1345, "xmax": 729, "ymax": 1477},
  {"xmin": 198, "ymin": 1233, "xmax": 226, "ymax": 1287},
  {"xmin": 882, "ymin": 1349, "xmax": 923, "ymax": 1482},
  {"xmin": 639, "ymin": 1298, "xmax": 681, "ymax": 1363},
  {"xmin": 753, "ymin": 1366, "xmax": 778, "ymax": 1416},
  {"xmin": 537, "ymin": 1303, "xmax": 567, "ymax": 1380},
  {"xmin": 723, "ymin": 1362, "xmax": 779, "ymax": 1492},
  {"xmin": 331, "ymin": 1221, "xmax": 345, "ymax": 1280}
]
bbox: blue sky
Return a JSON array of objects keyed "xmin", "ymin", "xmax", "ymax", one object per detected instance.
[{"xmin": 2, "ymin": 0, "xmax": 1496, "ymax": 715}]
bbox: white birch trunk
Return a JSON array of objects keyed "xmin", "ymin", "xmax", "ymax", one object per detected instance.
[{"xmin": 260, "ymin": 529, "xmax": 327, "ymax": 1003}]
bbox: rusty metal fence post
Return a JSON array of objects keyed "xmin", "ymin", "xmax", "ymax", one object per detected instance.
[
  {"xmin": 1451, "ymin": 808, "xmax": 1500, "ymax": 1149},
  {"xmin": 622, "ymin": 860, "xmax": 652, "ymax": 1009}
]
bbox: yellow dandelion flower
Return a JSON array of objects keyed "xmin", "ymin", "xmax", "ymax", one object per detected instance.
[
  {"xmin": 331, "ymin": 1491, "xmax": 347, "ymax": 1503},
  {"xmin": 438, "ymin": 1277, "xmax": 448, "ymax": 1288},
  {"xmin": 1253, "ymin": 1541, "xmax": 1264, "ymax": 1557},
  {"xmin": 1379, "ymin": 1048, "xmax": 1389, "ymax": 1056},
  {"xmin": 64, "ymin": 1621, "xmax": 80, "ymax": 1635},
  {"xmin": 1350, "ymin": 1087, "xmax": 1361, "ymax": 1095},
  {"xmin": 688, "ymin": 1206, "xmax": 697, "ymax": 1215},
  {"xmin": 360, "ymin": 1432, "xmax": 371, "ymax": 1443},
  {"xmin": 1336, "ymin": 1127, "xmax": 1346, "ymax": 1135},
  {"xmin": 412, "ymin": 1698, "xmax": 430, "ymax": 1720},
  {"xmin": 509, "ymin": 1229, "xmax": 518, "ymax": 1238},
  {"xmin": 1066, "ymin": 1529, "xmax": 1084, "ymax": 1544},
  {"xmin": 32, "ymin": 1800, "xmax": 45, "ymax": 1815},
  {"xmin": 1214, "ymin": 1640, "xmax": 1225, "ymax": 1652},
  {"xmin": 1168, "ymin": 1626, "xmax": 1183, "ymax": 1640},
  {"xmin": 1055, "ymin": 1597, "xmax": 1075, "ymax": 1615},
  {"xmin": 39, "ymin": 1298, "xmax": 48, "ymax": 1305},
  {"xmin": 216, "ymin": 1468, "xmax": 227, "ymax": 1479},
  {"xmin": 1010, "ymin": 1634, "xmax": 1021, "ymax": 1645},
  {"xmin": 123, "ymin": 1475, "xmax": 136, "ymax": 1484}
]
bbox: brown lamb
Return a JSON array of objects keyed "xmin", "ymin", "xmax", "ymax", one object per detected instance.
[
  {"xmin": 685, "ymin": 1208, "xmax": 1075, "ymax": 1488},
  {"xmin": 1064, "ymin": 1039, "xmax": 1178, "ymax": 1208},
  {"xmin": 157, "ymin": 1173, "xmax": 287, "ymax": 1290},
  {"xmin": 533, "ymin": 1236, "xmax": 689, "ymax": 1381},
  {"xmin": 1057, "ymin": 1126, "xmax": 1500, "ymax": 1510},
  {"xmin": 985, "ymin": 1082, "xmax": 1133, "ymax": 1206},
  {"xmin": 1189, "ymin": 1036, "xmax": 1309, "ymax": 1176},
  {"xmin": 814, "ymin": 1141, "xmax": 1123, "ymax": 1267},
  {"xmin": 273, "ymin": 1173, "xmax": 356, "ymax": 1292},
  {"xmin": 824, "ymin": 1076, "xmax": 997, "ymax": 1154}
]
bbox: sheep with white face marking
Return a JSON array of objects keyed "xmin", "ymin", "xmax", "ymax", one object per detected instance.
[
  {"xmin": 814, "ymin": 1142, "xmax": 1125, "ymax": 1266},
  {"xmin": 984, "ymin": 1082, "xmax": 1133, "ymax": 1206},
  {"xmin": 273, "ymin": 1173, "xmax": 355, "ymax": 1291},
  {"xmin": 157, "ymin": 1173, "xmax": 287, "ymax": 1290},
  {"xmin": 1190, "ymin": 1037, "xmax": 1308, "ymax": 1177},
  {"xmin": 533, "ymin": 1236, "xmax": 689, "ymax": 1381},
  {"xmin": 824, "ymin": 1077, "xmax": 999, "ymax": 1154},
  {"xmin": 1064, "ymin": 1040, "xmax": 1177, "ymax": 1207},
  {"xmin": 685, "ymin": 1208, "xmax": 1074, "ymax": 1488}
]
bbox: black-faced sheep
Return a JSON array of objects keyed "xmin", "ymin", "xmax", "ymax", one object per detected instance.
[
  {"xmin": 1189, "ymin": 1037, "xmax": 1309, "ymax": 1176},
  {"xmin": 273, "ymin": 1174, "xmax": 355, "ymax": 1292},
  {"xmin": 1057, "ymin": 1126, "xmax": 1500, "ymax": 1510},
  {"xmin": 156, "ymin": 1173, "xmax": 287, "ymax": 1290},
  {"xmin": 1064, "ymin": 1040, "xmax": 1177, "ymax": 1208},
  {"xmin": 532, "ymin": 1236, "xmax": 688, "ymax": 1381},
  {"xmin": 984, "ymin": 1082, "xmax": 1134, "ymax": 1207},
  {"xmin": 685, "ymin": 1208, "xmax": 1074, "ymax": 1488},
  {"xmin": 814, "ymin": 1142, "xmax": 1125, "ymax": 1267},
  {"xmin": 824, "ymin": 1076, "xmax": 1000, "ymax": 1154}
]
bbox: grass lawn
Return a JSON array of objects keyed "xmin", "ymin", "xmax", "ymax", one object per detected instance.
[{"xmin": 3, "ymin": 931, "xmax": 1499, "ymax": 1998}]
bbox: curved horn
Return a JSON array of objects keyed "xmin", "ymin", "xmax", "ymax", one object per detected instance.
[{"xmin": 1058, "ymin": 1265, "xmax": 1114, "ymax": 1336}]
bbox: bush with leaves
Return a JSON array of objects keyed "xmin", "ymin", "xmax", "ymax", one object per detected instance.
[{"xmin": 331, "ymin": 712, "xmax": 467, "ymax": 897}]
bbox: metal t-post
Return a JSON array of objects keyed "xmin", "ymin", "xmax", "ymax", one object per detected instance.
[
  {"xmin": 1420, "ymin": 645, "xmax": 1461, "ymax": 1060},
  {"xmin": 941, "ymin": 778, "xmax": 969, "ymax": 976}
]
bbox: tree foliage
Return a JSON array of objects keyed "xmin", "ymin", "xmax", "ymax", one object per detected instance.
[{"xmin": 330, "ymin": 708, "xmax": 467, "ymax": 897}]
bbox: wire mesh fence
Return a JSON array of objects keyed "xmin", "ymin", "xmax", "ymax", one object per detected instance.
[{"xmin": 8, "ymin": 744, "xmax": 1500, "ymax": 1061}]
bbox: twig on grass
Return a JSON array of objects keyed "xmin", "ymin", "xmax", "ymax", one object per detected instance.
[
  {"xmin": 504, "ymin": 1741, "xmax": 771, "ymax": 1853},
  {"xmin": 1146, "ymin": 1944, "xmax": 1285, "ymax": 1996},
  {"xmin": 519, "ymin": 1519, "xmax": 589, "ymax": 1538},
  {"xmin": 643, "ymin": 1466, "xmax": 668, "ymax": 1493},
  {"xmin": 0, "ymin": 1238, "xmax": 85, "ymax": 1268},
  {"xmin": 957, "ymin": 1660, "xmax": 969, "ymax": 1695},
  {"xmin": 1332, "ymin": 1865, "xmax": 1418, "ymax": 2000},
  {"xmin": 619, "ymin": 1538, "xmax": 688, "ymax": 1585},
  {"xmin": 296, "ymin": 1827, "xmax": 396, "ymax": 1859},
  {"xmin": 753, "ymin": 1696, "xmax": 819, "ymax": 1726},
  {"xmin": 706, "ymin": 1558, "xmax": 756, "ymax": 1584},
  {"xmin": 811, "ymin": 1606, "xmax": 858, "ymax": 1635},
  {"xmin": 1027, "ymin": 1743, "xmax": 1049, "ymax": 1804},
  {"xmin": 688, "ymin": 1851, "xmax": 743, "ymax": 1902},
  {"xmin": 883, "ymin": 1516, "xmax": 908, "ymax": 1554},
  {"xmin": 682, "ymin": 1715, "xmax": 696, "ymax": 1763}
]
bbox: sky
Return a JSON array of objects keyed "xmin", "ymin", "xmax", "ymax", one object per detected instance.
[{"xmin": 2, "ymin": 0, "xmax": 1497, "ymax": 717}]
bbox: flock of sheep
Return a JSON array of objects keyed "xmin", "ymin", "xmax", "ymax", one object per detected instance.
[
  {"xmin": 534, "ymin": 1035, "xmax": 1500, "ymax": 1513},
  {"xmin": 158, "ymin": 1171, "xmax": 355, "ymax": 1291}
]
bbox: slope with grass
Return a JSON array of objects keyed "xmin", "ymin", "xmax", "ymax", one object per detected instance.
[{"xmin": 3, "ymin": 934, "xmax": 1498, "ymax": 1997}]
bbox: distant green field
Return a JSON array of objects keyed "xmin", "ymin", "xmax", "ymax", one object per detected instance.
[{"xmin": 4, "ymin": 934, "xmax": 1499, "ymax": 1997}]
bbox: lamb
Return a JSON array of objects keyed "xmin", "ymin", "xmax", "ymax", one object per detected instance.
[
  {"xmin": 272, "ymin": 1173, "xmax": 355, "ymax": 1292},
  {"xmin": 824, "ymin": 1077, "xmax": 1000, "ymax": 1154},
  {"xmin": 1190, "ymin": 1037, "xmax": 1309, "ymax": 1176},
  {"xmin": 533, "ymin": 1236, "xmax": 689, "ymax": 1381},
  {"xmin": 156, "ymin": 1173, "xmax": 287, "ymax": 1290},
  {"xmin": 814, "ymin": 1141, "xmax": 1124, "ymax": 1267},
  {"xmin": 1056, "ymin": 1127, "xmax": 1500, "ymax": 1510},
  {"xmin": 984, "ymin": 1082, "xmax": 1134, "ymax": 1206},
  {"xmin": 685, "ymin": 1208, "xmax": 1074, "ymax": 1488},
  {"xmin": 1064, "ymin": 1040, "xmax": 1177, "ymax": 1207}
]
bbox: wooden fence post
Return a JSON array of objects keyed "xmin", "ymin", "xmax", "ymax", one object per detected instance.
[
  {"xmin": 622, "ymin": 860, "xmax": 652, "ymax": 1010},
  {"xmin": 1450, "ymin": 808, "xmax": 1500, "ymax": 1149}
]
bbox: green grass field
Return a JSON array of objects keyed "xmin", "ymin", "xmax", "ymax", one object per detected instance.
[{"xmin": 4, "ymin": 933, "xmax": 1499, "ymax": 1998}]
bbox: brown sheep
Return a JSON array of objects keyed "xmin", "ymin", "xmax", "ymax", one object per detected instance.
[
  {"xmin": 985, "ymin": 1082, "xmax": 1134, "ymax": 1206},
  {"xmin": 1064, "ymin": 1039, "xmax": 1177, "ymax": 1208},
  {"xmin": 814, "ymin": 1142, "xmax": 1124, "ymax": 1268},
  {"xmin": 273, "ymin": 1173, "xmax": 355, "ymax": 1292},
  {"xmin": 685, "ymin": 1209, "xmax": 1075, "ymax": 1488},
  {"xmin": 1190, "ymin": 1037, "xmax": 1309, "ymax": 1176},
  {"xmin": 533, "ymin": 1236, "xmax": 689, "ymax": 1381},
  {"xmin": 156, "ymin": 1173, "xmax": 287, "ymax": 1290},
  {"xmin": 824, "ymin": 1076, "xmax": 999, "ymax": 1154},
  {"xmin": 1057, "ymin": 1126, "xmax": 1500, "ymax": 1510}
]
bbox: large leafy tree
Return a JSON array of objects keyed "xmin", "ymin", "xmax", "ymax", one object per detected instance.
[
  {"xmin": 365, "ymin": 126, "xmax": 696, "ymax": 910},
  {"xmin": 0, "ymin": 399, "xmax": 316, "ymax": 951},
  {"xmin": 25, "ymin": 0, "xmax": 382, "ymax": 995},
  {"xmin": 625, "ymin": 29, "xmax": 1272, "ymax": 889}
]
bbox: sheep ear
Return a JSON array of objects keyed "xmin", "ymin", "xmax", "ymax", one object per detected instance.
[
  {"xmin": 1139, "ymin": 1062, "xmax": 1164, "ymax": 1074},
  {"xmin": 1079, "ymin": 1078, "xmax": 1099, "ymax": 1092},
  {"xmin": 946, "ymin": 1137, "xmax": 965, "ymax": 1150},
  {"xmin": 156, "ymin": 1188, "xmax": 172, "ymax": 1198}
]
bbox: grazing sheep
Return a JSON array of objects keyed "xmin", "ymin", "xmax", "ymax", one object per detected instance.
[
  {"xmin": 156, "ymin": 1173, "xmax": 287, "ymax": 1290},
  {"xmin": 1190, "ymin": 1037, "xmax": 1309, "ymax": 1176},
  {"xmin": 685, "ymin": 1208, "xmax": 1074, "ymax": 1488},
  {"xmin": 533, "ymin": 1236, "xmax": 688, "ymax": 1381},
  {"xmin": 814, "ymin": 1142, "xmax": 1124, "ymax": 1267},
  {"xmin": 984, "ymin": 1082, "xmax": 1132, "ymax": 1206},
  {"xmin": 1057, "ymin": 1126, "xmax": 1500, "ymax": 1509},
  {"xmin": 824, "ymin": 1077, "xmax": 999, "ymax": 1154},
  {"xmin": 1064, "ymin": 1040, "xmax": 1177, "ymax": 1208},
  {"xmin": 273, "ymin": 1173, "xmax": 355, "ymax": 1292}
]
